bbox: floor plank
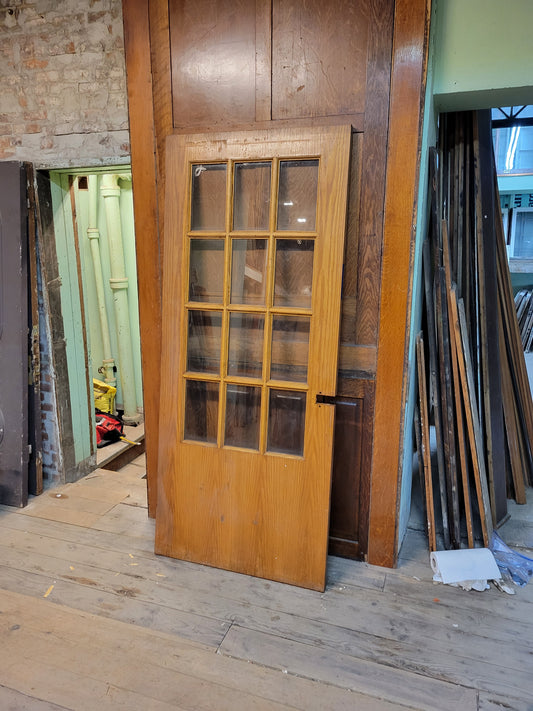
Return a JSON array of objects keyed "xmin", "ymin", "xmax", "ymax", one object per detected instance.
[
  {"xmin": 1, "ymin": 455, "xmax": 532, "ymax": 710},
  {"xmin": 0, "ymin": 589, "xmax": 397, "ymax": 711},
  {"xmin": 219, "ymin": 624, "xmax": 478, "ymax": 711},
  {"xmin": 0, "ymin": 685, "xmax": 71, "ymax": 711}
]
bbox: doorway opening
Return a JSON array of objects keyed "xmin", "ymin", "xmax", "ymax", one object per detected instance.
[{"xmin": 37, "ymin": 166, "xmax": 144, "ymax": 493}]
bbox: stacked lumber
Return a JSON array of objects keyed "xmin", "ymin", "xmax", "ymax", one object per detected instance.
[
  {"xmin": 415, "ymin": 110, "xmax": 533, "ymax": 552},
  {"xmin": 515, "ymin": 289, "xmax": 533, "ymax": 351}
]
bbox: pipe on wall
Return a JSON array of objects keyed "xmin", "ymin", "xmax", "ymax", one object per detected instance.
[
  {"xmin": 101, "ymin": 173, "xmax": 141, "ymax": 425},
  {"xmin": 87, "ymin": 174, "xmax": 116, "ymax": 388}
]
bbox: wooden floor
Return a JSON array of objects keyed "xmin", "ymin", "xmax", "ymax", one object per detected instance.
[{"xmin": 1, "ymin": 457, "xmax": 532, "ymax": 711}]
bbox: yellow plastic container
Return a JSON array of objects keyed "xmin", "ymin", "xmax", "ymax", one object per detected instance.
[{"xmin": 93, "ymin": 378, "xmax": 116, "ymax": 414}]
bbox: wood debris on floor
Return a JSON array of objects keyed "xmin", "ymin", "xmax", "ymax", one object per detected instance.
[{"xmin": 416, "ymin": 109, "xmax": 533, "ymax": 553}]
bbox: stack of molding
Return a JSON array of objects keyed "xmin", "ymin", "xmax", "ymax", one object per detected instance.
[{"xmin": 415, "ymin": 110, "xmax": 533, "ymax": 553}]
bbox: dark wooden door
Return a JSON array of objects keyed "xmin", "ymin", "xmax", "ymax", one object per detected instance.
[{"xmin": 0, "ymin": 162, "xmax": 28, "ymax": 507}]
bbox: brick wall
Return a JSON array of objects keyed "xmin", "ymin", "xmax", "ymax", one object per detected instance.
[{"xmin": 0, "ymin": 0, "xmax": 130, "ymax": 167}]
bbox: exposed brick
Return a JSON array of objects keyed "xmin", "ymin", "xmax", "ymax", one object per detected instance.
[
  {"xmin": 0, "ymin": 0, "xmax": 130, "ymax": 164},
  {"xmin": 23, "ymin": 57, "xmax": 49, "ymax": 69},
  {"xmin": 14, "ymin": 123, "xmax": 41, "ymax": 134},
  {"xmin": 24, "ymin": 109, "xmax": 47, "ymax": 121},
  {"xmin": 0, "ymin": 136, "xmax": 15, "ymax": 158}
]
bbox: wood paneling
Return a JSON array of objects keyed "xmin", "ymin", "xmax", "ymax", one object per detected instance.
[
  {"xmin": 271, "ymin": 0, "xmax": 369, "ymax": 120},
  {"xmin": 329, "ymin": 399, "xmax": 363, "ymax": 556},
  {"xmin": 123, "ymin": 0, "xmax": 429, "ymax": 568},
  {"xmin": 169, "ymin": 0, "xmax": 257, "ymax": 129},
  {"xmin": 353, "ymin": 0, "xmax": 395, "ymax": 347}
]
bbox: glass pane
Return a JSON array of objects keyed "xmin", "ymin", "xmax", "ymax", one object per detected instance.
[
  {"xmin": 270, "ymin": 315, "xmax": 310, "ymax": 382},
  {"xmin": 189, "ymin": 239, "xmax": 224, "ymax": 303},
  {"xmin": 186, "ymin": 310, "xmax": 222, "ymax": 374},
  {"xmin": 514, "ymin": 212, "xmax": 533, "ymax": 258},
  {"xmin": 277, "ymin": 160, "xmax": 318, "ymax": 231},
  {"xmin": 231, "ymin": 239, "xmax": 268, "ymax": 305},
  {"xmin": 184, "ymin": 380, "xmax": 219, "ymax": 444},
  {"xmin": 493, "ymin": 125, "xmax": 533, "ymax": 175},
  {"xmin": 267, "ymin": 389, "xmax": 306, "ymax": 455},
  {"xmin": 233, "ymin": 162, "xmax": 271, "ymax": 231},
  {"xmin": 191, "ymin": 164, "xmax": 226, "ymax": 230},
  {"xmin": 228, "ymin": 313, "xmax": 264, "ymax": 378},
  {"xmin": 274, "ymin": 239, "xmax": 314, "ymax": 308},
  {"xmin": 224, "ymin": 385, "xmax": 261, "ymax": 449}
]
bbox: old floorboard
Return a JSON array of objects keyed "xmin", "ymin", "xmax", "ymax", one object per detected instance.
[{"xmin": 0, "ymin": 456, "xmax": 532, "ymax": 710}]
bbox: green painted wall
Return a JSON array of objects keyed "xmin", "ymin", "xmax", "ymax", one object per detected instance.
[
  {"xmin": 50, "ymin": 173, "xmax": 94, "ymax": 466},
  {"xmin": 74, "ymin": 172, "xmax": 143, "ymax": 412},
  {"xmin": 433, "ymin": 0, "xmax": 533, "ymax": 111},
  {"xmin": 50, "ymin": 167, "xmax": 143, "ymax": 471}
]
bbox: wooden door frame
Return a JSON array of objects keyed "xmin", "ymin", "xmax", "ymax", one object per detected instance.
[{"xmin": 122, "ymin": 0, "xmax": 432, "ymax": 567}]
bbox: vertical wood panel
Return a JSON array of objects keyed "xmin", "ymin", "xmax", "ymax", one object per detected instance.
[
  {"xmin": 329, "ymin": 399, "xmax": 363, "ymax": 545},
  {"xmin": 149, "ymin": 0, "xmax": 174, "ymax": 260},
  {"xmin": 255, "ymin": 0, "xmax": 272, "ymax": 122},
  {"xmin": 353, "ymin": 0, "xmax": 394, "ymax": 347},
  {"xmin": 368, "ymin": 0, "xmax": 431, "ymax": 567},
  {"xmin": 271, "ymin": 0, "xmax": 369, "ymax": 120},
  {"xmin": 169, "ymin": 0, "xmax": 257, "ymax": 129},
  {"xmin": 122, "ymin": 0, "xmax": 162, "ymax": 516}
]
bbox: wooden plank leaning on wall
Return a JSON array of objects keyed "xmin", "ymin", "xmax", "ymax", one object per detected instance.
[
  {"xmin": 367, "ymin": 0, "xmax": 431, "ymax": 567},
  {"xmin": 122, "ymin": 0, "xmax": 173, "ymax": 516}
]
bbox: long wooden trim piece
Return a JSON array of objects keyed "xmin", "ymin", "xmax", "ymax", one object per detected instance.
[
  {"xmin": 416, "ymin": 333, "xmax": 437, "ymax": 552},
  {"xmin": 122, "ymin": 0, "xmax": 162, "ymax": 516},
  {"xmin": 367, "ymin": 0, "xmax": 431, "ymax": 567},
  {"xmin": 452, "ymin": 289, "xmax": 493, "ymax": 547},
  {"xmin": 442, "ymin": 220, "xmax": 474, "ymax": 548}
]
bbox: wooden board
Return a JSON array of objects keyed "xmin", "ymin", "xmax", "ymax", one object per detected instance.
[
  {"xmin": 452, "ymin": 290, "xmax": 493, "ymax": 545},
  {"xmin": 367, "ymin": 0, "xmax": 431, "ymax": 566},
  {"xmin": 442, "ymin": 219, "xmax": 474, "ymax": 546},
  {"xmin": 422, "ymin": 240, "xmax": 450, "ymax": 548},
  {"xmin": 472, "ymin": 111, "xmax": 507, "ymax": 526},
  {"xmin": 416, "ymin": 333, "xmax": 437, "ymax": 551}
]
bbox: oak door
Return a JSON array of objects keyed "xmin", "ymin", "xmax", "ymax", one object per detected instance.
[{"xmin": 155, "ymin": 126, "xmax": 350, "ymax": 590}]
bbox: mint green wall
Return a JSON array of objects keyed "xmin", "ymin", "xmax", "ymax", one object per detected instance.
[
  {"xmin": 433, "ymin": 0, "xmax": 533, "ymax": 111},
  {"xmin": 74, "ymin": 172, "xmax": 143, "ymax": 411},
  {"xmin": 50, "ymin": 168, "xmax": 143, "ymax": 472},
  {"xmin": 50, "ymin": 173, "xmax": 95, "ymax": 466}
]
